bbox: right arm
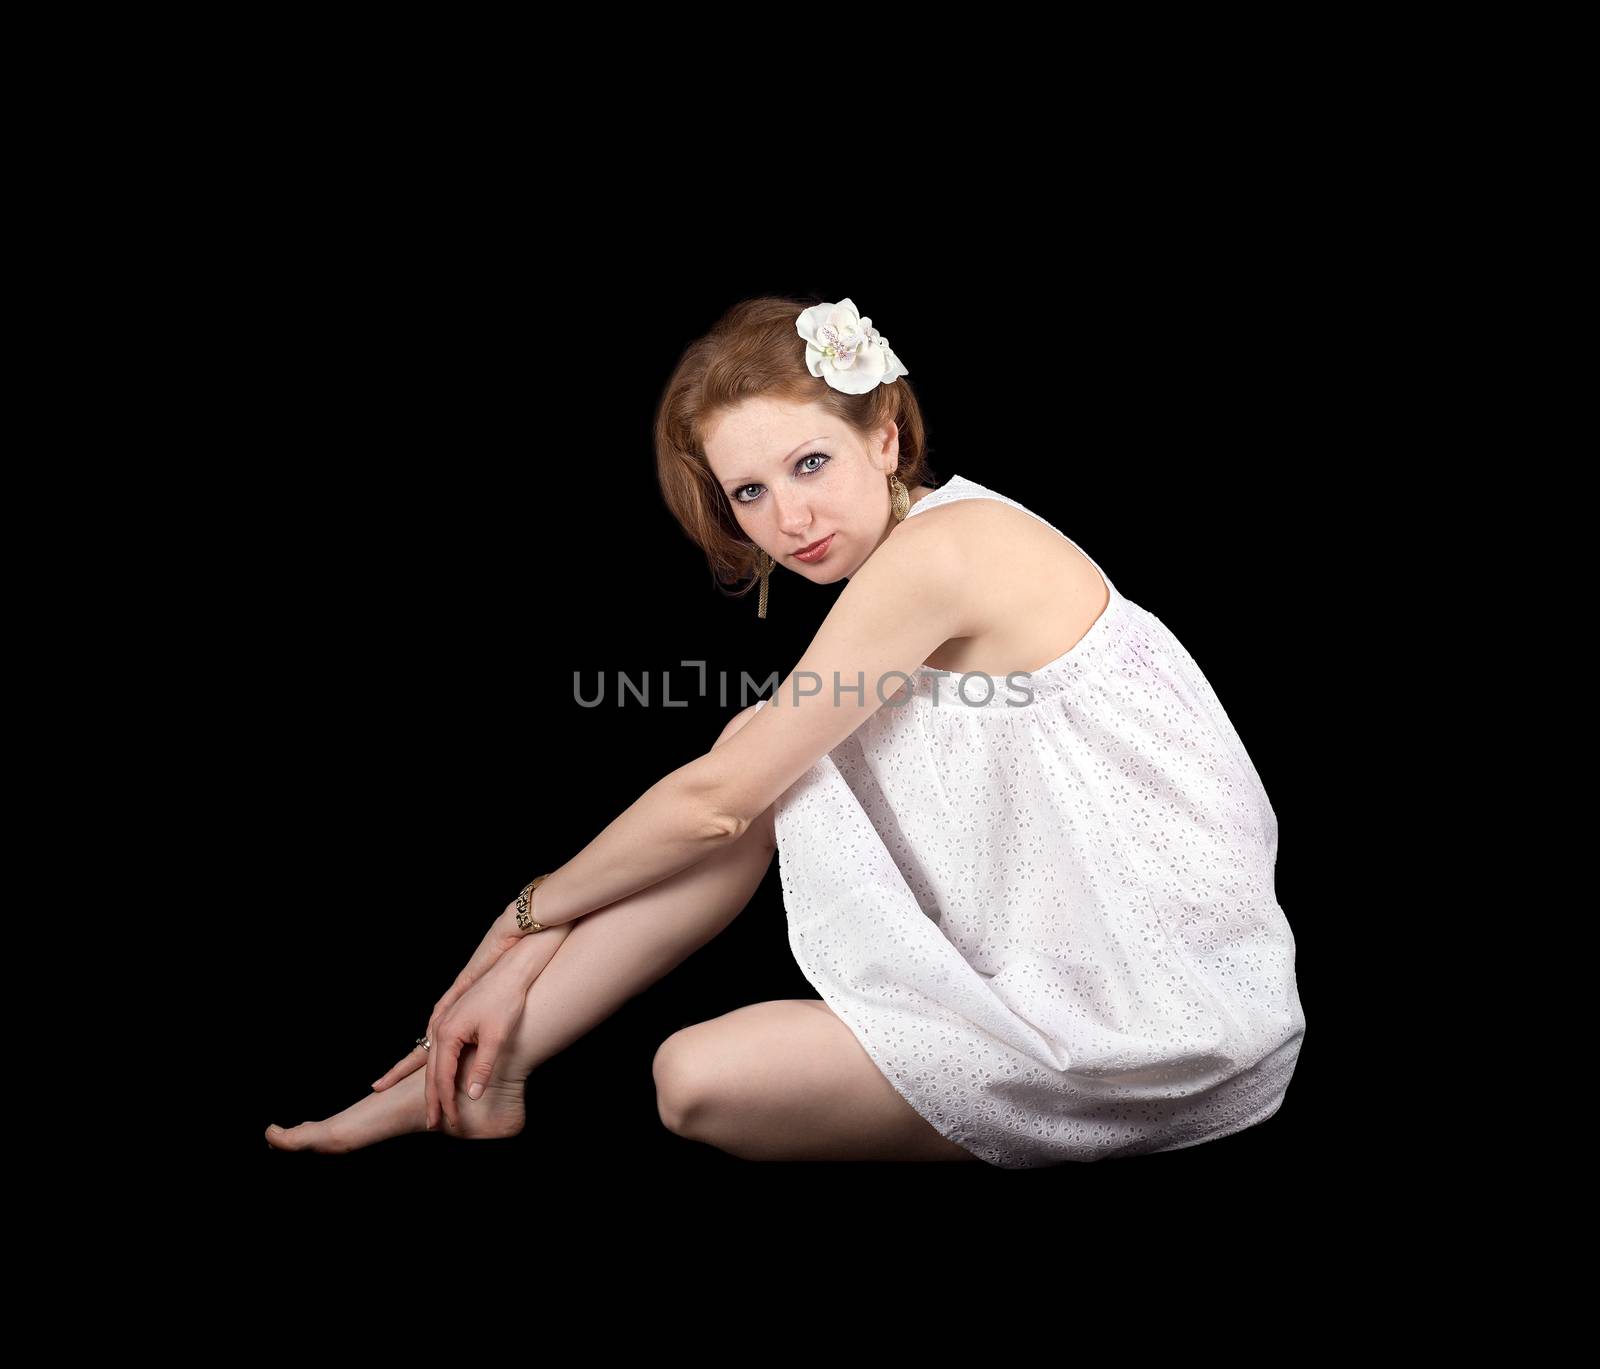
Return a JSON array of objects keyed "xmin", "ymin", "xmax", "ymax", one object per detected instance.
[
  {"xmin": 374, "ymin": 705, "xmax": 774, "ymax": 1096},
  {"xmin": 515, "ymin": 710, "xmax": 764, "ymax": 933},
  {"xmin": 526, "ymin": 513, "xmax": 970, "ymax": 932}
]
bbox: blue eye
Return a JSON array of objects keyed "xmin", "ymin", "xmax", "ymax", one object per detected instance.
[{"xmin": 735, "ymin": 452, "xmax": 829, "ymax": 505}]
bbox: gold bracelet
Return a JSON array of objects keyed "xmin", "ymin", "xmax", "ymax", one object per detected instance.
[{"xmin": 515, "ymin": 872, "xmax": 554, "ymax": 932}]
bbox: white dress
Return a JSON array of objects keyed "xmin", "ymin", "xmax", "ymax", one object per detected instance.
[{"xmin": 751, "ymin": 474, "xmax": 1306, "ymax": 1168}]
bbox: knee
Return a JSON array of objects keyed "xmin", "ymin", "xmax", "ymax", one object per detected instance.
[{"xmin": 651, "ymin": 1028, "xmax": 717, "ymax": 1138}]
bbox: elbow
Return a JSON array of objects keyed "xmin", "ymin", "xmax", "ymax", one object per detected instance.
[
  {"xmin": 677, "ymin": 755, "xmax": 749, "ymax": 844},
  {"xmin": 703, "ymin": 808, "xmax": 748, "ymax": 844},
  {"xmin": 695, "ymin": 779, "xmax": 748, "ymax": 843}
]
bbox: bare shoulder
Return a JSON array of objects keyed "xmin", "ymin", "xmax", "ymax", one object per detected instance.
[
  {"xmin": 888, "ymin": 492, "xmax": 1009, "ymax": 554},
  {"xmin": 893, "ymin": 494, "xmax": 1108, "ymax": 673},
  {"xmin": 896, "ymin": 495, "xmax": 1100, "ymax": 588},
  {"xmin": 870, "ymin": 500, "xmax": 987, "ymax": 622}
]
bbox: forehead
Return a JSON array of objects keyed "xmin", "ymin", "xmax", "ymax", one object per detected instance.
[{"xmin": 703, "ymin": 396, "xmax": 829, "ymax": 472}]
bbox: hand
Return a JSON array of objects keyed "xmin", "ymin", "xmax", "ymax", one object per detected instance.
[
  {"xmin": 423, "ymin": 939, "xmax": 534, "ymax": 1132},
  {"xmin": 370, "ymin": 902, "xmax": 527, "ymax": 1094}
]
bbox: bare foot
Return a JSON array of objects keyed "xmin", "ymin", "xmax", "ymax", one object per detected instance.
[{"xmin": 265, "ymin": 1043, "xmax": 525, "ymax": 1153}]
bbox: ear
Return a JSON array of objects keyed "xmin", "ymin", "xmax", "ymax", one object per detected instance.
[{"xmin": 876, "ymin": 419, "xmax": 900, "ymax": 472}]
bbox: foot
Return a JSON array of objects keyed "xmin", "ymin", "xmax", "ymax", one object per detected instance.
[{"xmin": 265, "ymin": 1043, "xmax": 526, "ymax": 1153}]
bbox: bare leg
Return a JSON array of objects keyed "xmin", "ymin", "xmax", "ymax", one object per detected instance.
[
  {"xmin": 265, "ymin": 1040, "xmax": 529, "ymax": 1152},
  {"xmin": 654, "ymin": 998, "xmax": 984, "ymax": 1163},
  {"xmin": 491, "ymin": 805, "xmax": 776, "ymax": 1082},
  {"xmin": 266, "ymin": 712, "xmax": 779, "ymax": 1153}
]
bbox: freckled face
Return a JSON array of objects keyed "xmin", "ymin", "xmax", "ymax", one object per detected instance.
[{"xmin": 703, "ymin": 396, "xmax": 900, "ymax": 583}]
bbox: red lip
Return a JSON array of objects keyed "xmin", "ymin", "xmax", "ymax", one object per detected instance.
[{"xmin": 793, "ymin": 533, "xmax": 834, "ymax": 559}]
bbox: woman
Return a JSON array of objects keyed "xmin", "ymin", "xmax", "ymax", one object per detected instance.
[{"xmin": 266, "ymin": 295, "xmax": 1306, "ymax": 1165}]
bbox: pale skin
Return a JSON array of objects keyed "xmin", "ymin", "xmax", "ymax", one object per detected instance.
[{"xmin": 265, "ymin": 393, "xmax": 1107, "ymax": 1160}]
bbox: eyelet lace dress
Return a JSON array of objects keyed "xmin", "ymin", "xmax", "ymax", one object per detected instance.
[{"xmin": 749, "ymin": 474, "xmax": 1306, "ymax": 1167}]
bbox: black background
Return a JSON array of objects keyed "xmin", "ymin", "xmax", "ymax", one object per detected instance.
[{"xmin": 211, "ymin": 167, "xmax": 1401, "ymax": 1241}]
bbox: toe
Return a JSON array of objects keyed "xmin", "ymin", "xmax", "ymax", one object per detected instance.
[{"xmin": 267, "ymin": 1121, "xmax": 328, "ymax": 1152}]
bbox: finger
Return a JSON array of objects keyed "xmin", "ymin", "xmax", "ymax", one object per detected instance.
[
  {"xmin": 424, "ymin": 1034, "xmax": 439, "ymax": 1130},
  {"xmin": 465, "ymin": 1035, "xmax": 501, "ymax": 1102},
  {"xmin": 438, "ymin": 1036, "xmax": 464, "ymax": 1132},
  {"xmin": 372, "ymin": 1047, "xmax": 426, "ymax": 1092},
  {"xmin": 438, "ymin": 1032, "xmax": 466, "ymax": 1132},
  {"xmin": 424, "ymin": 1016, "xmax": 443, "ymax": 1129},
  {"xmin": 426, "ymin": 1034, "xmax": 442, "ymax": 1130}
]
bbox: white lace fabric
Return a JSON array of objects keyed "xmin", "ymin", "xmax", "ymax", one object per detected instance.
[{"xmin": 753, "ymin": 475, "xmax": 1306, "ymax": 1167}]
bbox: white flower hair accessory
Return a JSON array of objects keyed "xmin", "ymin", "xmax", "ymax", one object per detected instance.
[{"xmin": 795, "ymin": 297, "xmax": 909, "ymax": 395}]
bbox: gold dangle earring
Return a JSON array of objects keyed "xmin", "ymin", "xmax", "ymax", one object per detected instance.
[
  {"xmin": 888, "ymin": 472, "xmax": 910, "ymax": 522},
  {"xmin": 755, "ymin": 547, "xmax": 773, "ymax": 618}
]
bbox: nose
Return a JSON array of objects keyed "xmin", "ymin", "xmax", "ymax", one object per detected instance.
[{"xmin": 769, "ymin": 492, "xmax": 813, "ymax": 540}]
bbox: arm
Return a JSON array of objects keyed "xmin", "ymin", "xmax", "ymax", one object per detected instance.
[
  {"xmin": 524, "ymin": 517, "xmax": 971, "ymax": 931},
  {"xmin": 512, "ymin": 763, "xmax": 742, "ymax": 931},
  {"xmin": 686, "ymin": 514, "xmax": 975, "ymax": 831}
]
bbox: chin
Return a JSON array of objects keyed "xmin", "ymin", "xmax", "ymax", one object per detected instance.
[{"xmin": 791, "ymin": 552, "xmax": 853, "ymax": 584}]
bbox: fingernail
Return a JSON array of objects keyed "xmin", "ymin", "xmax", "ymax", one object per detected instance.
[{"xmin": 468, "ymin": 1082, "xmax": 483, "ymax": 1099}]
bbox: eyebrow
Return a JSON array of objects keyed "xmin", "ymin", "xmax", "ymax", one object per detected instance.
[{"xmin": 719, "ymin": 435, "xmax": 830, "ymax": 489}]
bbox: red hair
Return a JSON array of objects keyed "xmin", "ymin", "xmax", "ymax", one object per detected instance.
[{"xmin": 652, "ymin": 294, "xmax": 941, "ymax": 602}]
